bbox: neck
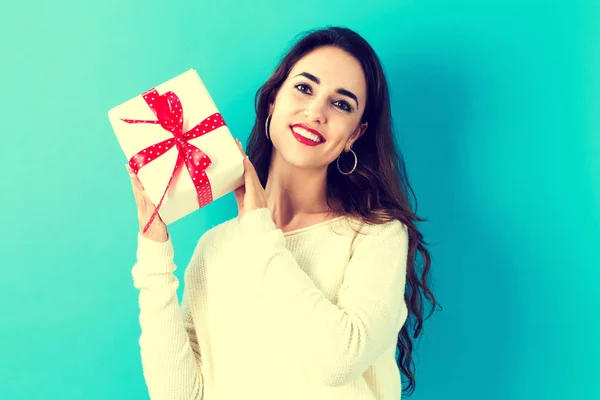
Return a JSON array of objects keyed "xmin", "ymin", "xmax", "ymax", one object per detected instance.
[{"xmin": 264, "ymin": 151, "xmax": 335, "ymax": 228}]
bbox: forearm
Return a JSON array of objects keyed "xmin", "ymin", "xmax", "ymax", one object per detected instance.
[{"xmin": 132, "ymin": 235, "xmax": 204, "ymax": 400}]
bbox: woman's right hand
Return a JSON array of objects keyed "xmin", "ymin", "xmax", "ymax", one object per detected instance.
[{"xmin": 126, "ymin": 164, "xmax": 169, "ymax": 243}]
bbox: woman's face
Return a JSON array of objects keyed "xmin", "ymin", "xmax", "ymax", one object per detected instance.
[{"xmin": 268, "ymin": 45, "xmax": 368, "ymax": 171}]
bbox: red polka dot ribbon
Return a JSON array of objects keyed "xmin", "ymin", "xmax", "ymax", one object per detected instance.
[{"xmin": 122, "ymin": 88, "xmax": 226, "ymax": 234}]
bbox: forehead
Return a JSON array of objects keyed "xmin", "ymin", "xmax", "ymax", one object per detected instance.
[{"xmin": 289, "ymin": 46, "xmax": 367, "ymax": 100}]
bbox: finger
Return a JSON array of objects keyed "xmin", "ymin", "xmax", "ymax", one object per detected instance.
[
  {"xmin": 233, "ymin": 185, "xmax": 246, "ymax": 219},
  {"xmin": 244, "ymin": 160, "xmax": 264, "ymax": 207},
  {"xmin": 130, "ymin": 180, "xmax": 144, "ymax": 209},
  {"xmin": 241, "ymin": 157, "xmax": 252, "ymax": 189},
  {"xmin": 235, "ymin": 138, "xmax": 247, "ymax": 158},
  {"xmin": 234, "ymin": 139, "xmax": 251, "ymax": 182},
  {"xmin": 140, "ymin": 189, "xmax": 155, "ymax": 206},
  {"xmin": 127, "ymin": 169, "xmax": 148, "ymax": 209},
  {"xmin": 127, "ymin": 169, "xmax": 146, "ymax": 193},
  {"xmin": 131, "ymin": 177, "xmax": 146, "ymax": 201},
  {"xmin": 243, "ymin": 156, "xmax": 260, "ymax": 187},
  {"xmin": 243, "ymin": 155, "xmax": 256, "ymax": 172},
  {"xmin": 233, "ymin": 185, "xmax": 245, "ymax": 207},
  {"xmin": 135, "ymin": 191, "xmax": 157, "ymax": 218}
]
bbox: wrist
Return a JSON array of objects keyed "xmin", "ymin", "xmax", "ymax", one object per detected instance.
[{"xmin": 141, "ymin": 227, "xmax": 169, "ymax": 243}]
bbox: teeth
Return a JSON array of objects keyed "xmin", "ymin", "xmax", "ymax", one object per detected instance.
[{"xmin": 293, "ymin": 127, "xmax": 322, "ymax": 142}]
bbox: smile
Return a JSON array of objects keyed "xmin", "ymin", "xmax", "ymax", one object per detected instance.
[{"xmin": 290, "ymin": 124, "xmax": 326, "ymax": 146}]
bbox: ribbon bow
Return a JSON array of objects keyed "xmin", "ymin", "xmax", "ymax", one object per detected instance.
[{"xmin": 123, "ymin": 88, "xmax": 226, "ymax": 233}]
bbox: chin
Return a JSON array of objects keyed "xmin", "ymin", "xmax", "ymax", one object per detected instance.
[{"xmin": 271, "ymin": 142, "xmax": 328, "ymax": 171}]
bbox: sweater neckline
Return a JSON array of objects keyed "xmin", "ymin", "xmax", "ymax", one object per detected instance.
[{"xmin": 282, "ymin": 216, "xmax": 346, "ymax": 237}]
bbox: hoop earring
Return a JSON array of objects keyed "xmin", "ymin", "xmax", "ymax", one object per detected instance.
[
  {"xmin": 337, "ymin": 148, "xmax": 358, "ymax": 175},
  {"xmin": 265, "ymin": 114, "xmax": 272, "ymax": 140}
]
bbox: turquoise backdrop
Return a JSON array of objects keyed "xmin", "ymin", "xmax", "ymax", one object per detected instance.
[{"xmin": 1, "ymin": 1, "xmax": 598, "ymax": 399}]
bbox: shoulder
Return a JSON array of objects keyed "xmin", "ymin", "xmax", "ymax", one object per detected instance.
[
  {"xmin": 342, "ymin": 215, "xmax": 407, "ymax": 239},
  {"xmin": 358, "ymin": 217, "xmax": 406, "ymax": 234},
  {"xmin": 345, "ymin": 217, "xmax": 408, "ymax": 253}
]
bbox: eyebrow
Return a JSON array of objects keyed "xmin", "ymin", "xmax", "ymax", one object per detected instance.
[{"xmin": 293, "ymin": 72, "xmax": 360, "ymax": 108}]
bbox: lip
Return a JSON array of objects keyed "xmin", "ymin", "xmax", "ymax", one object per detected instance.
[{"xmin": 290, "ymin": 124, "xmax": 326, "ymax": 147}]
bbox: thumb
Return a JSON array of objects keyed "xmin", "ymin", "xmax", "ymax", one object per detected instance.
[{"xmin": 233, "ymin": 185, "xmax": 245, "ymax": 209}]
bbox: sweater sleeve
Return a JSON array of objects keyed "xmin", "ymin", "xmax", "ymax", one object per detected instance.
[
  {"xmin": 131, "ymin": 233, "xmax": 205, "ymax": 400},
  {"xmin": 238, "ymin": 208, "xmax": 409, "ymax": 387}
]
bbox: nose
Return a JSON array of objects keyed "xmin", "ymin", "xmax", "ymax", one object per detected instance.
[{"xmin": 304, "ymin": 98, "xmax": 327, "ymax": 124}]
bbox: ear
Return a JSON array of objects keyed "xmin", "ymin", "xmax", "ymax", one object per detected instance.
[{"xmin": 347, "ymin": 122, "xmax": 368, "ymax": 150}]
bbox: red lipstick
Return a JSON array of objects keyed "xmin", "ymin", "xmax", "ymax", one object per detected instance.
[{"xmin": 290, "ymin": 124, "xmax": 326, "ymax": 147}]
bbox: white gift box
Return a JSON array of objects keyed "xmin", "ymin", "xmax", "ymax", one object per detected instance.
[{"xmin": 108, "ymin": 69, "xmax": 244, "ymax": 225}]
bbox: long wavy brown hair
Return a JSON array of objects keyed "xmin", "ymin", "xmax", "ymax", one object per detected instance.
[{"xmin": 245, "ymin": 26, "xmax": 440, "ymax": 396}]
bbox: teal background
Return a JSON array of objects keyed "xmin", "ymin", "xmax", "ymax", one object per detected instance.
[{"xmin": 1, "ymin": 0, "xmax": 598, "ymax": 399}]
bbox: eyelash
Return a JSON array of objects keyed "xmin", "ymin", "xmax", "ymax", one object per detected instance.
[{"xmin": 294, "ymin": 83, "xmax": 353, "ymax": 113}]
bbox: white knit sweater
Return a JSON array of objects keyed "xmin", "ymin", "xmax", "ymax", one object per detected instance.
[{"xmin": 132, "ymin": 207, "xmax": 409, "ymax": 400}]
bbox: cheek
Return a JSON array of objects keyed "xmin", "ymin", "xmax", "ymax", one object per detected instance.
[
  {"xmin": 275, "ymin": 87, "xmax": 307, "ymax": 111},
  {"xmin": 276, "ymin": 94, "xmax": 302, "ymax": 114},
  {"xmin": 328, "ymin": 120, "xmax": 359, "ymax": 143},
  {"xmin": 271, "ymin": 101, "xmax": 302, "ymax": 131}
]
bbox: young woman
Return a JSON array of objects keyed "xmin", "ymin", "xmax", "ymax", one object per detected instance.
[{"xmin": 127, "ymin": 26, "xmax": 438, "ymax": 399}]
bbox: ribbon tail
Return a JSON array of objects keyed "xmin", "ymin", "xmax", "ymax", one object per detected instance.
[{"xmin": 141, "ymin": 151, "xmax": 185, "ymax": 234}]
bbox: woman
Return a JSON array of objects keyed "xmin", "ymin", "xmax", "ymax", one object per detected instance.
[{"xmin": 127, "ymin": 26, "xmax": 439, "ymax": 399}]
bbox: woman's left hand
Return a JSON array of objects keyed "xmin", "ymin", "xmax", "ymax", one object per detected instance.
[{"xmin": 234, "ymin": 138, "xmax": 268, "ymax": 221}]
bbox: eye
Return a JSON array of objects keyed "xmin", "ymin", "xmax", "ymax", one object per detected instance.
[
  {"xmin": 295, "ymin": 83, "xmax": 312, "ymax": 94},
  {"xmin": 334, "ymin": 100, "xmax": 353, "ymax": 112}
]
